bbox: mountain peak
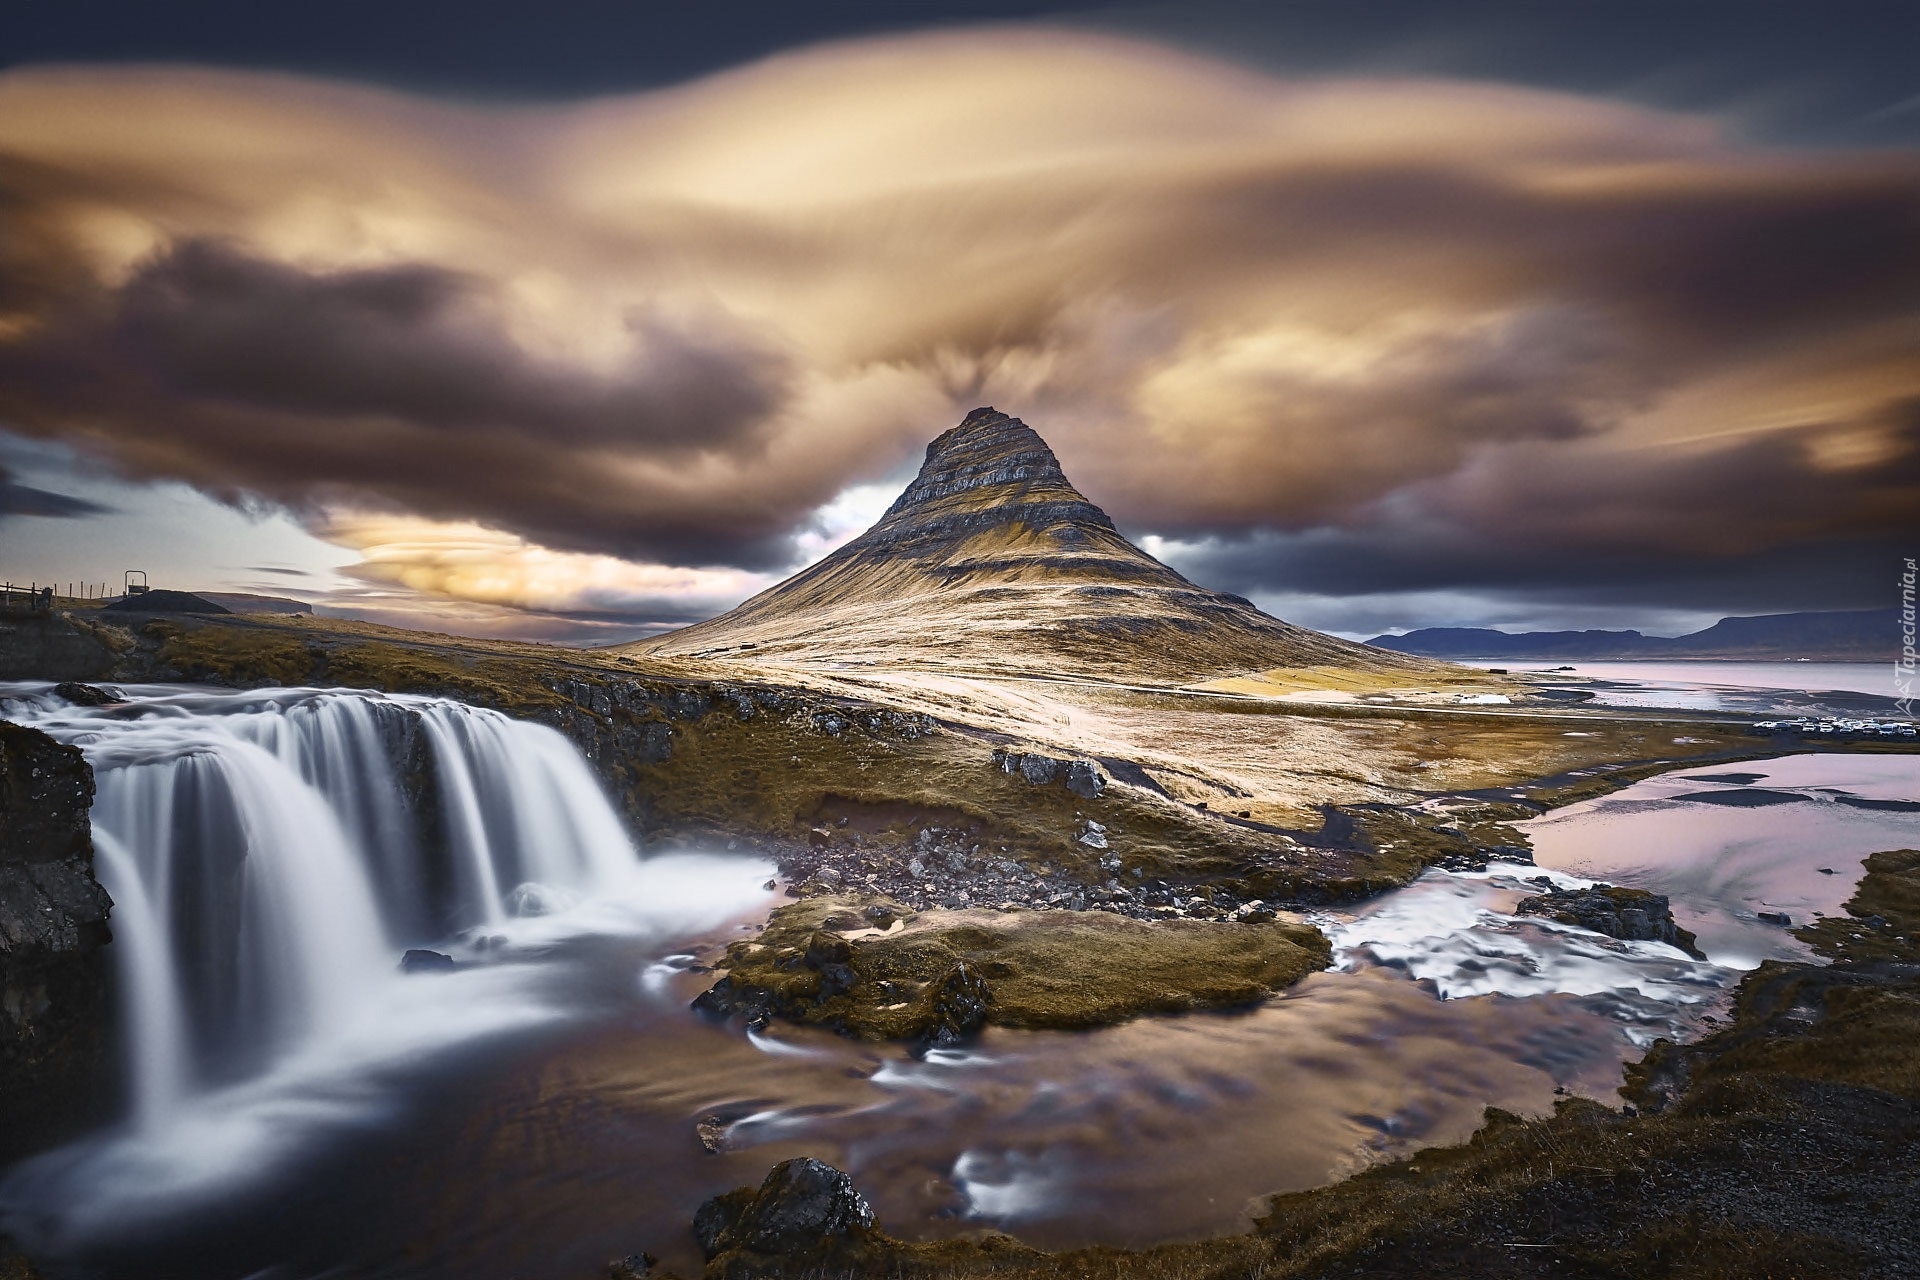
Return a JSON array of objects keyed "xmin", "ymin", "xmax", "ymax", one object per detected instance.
[
  {"xmin": 630, "ymin": 409, "xmax": 1429, "ymax": 683},
  {"xmin": 920, "ymin": 406, "xmax": 1055, "ymax": 468},
  {"xmin": 864, "ymin": 408, "xmax": 1122, "ymax": 562}
]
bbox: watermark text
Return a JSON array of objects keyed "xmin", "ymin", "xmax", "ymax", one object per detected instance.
[{"xmin": 1899, "ymin": 556, "xmax": 1916, "ymax": 715}]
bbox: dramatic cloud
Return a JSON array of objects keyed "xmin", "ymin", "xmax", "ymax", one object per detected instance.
[
  {"xmin": 319, "ymin": 512, "xmax": 777, "ymax": 630},
  {"xmin": 0, "ymin": 31, "xmax": 1915, "ymax": 628},
  {"xmin": 0, "ymin": 463, "xmax": 107, "ymax": 517}
]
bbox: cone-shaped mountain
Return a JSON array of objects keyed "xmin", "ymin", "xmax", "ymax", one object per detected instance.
[{"xmin": 630, "ymin": 408, "xmax": 1430, "ymax": 683}]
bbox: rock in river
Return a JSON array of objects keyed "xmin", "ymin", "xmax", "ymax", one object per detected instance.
[
  {"xmin": 694, "ymin": 1157, "xmax": 876, "ymax": 1260},
  {"xmin": 1515, "ymin": 884, "xmax": 1705, "ymax": 958},
  {"xmin": 400, "ymin": 948, "xmax": 458, "ymax": 973}
]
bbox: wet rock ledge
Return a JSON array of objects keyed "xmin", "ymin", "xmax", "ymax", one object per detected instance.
[
  {"xmin": 0, "ymin": 720, "xmax": 115, "ymax": 1158},
  {"xmin": 692, "ymin": 895, "xmax": 1331, "ymax": 1041},
  {"xmin": 1515, "ymin": 883, "xmax": 1705, "ymax": 958}
]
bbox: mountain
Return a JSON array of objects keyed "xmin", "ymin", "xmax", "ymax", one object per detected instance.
[
  {"xmin": 1369, "ymin": 609, "xmax": 1899, "ymax": 661},
  {"xmin": 628, "ymin": 408, "xmax": 1433, "ymax": 684},
  {"xmin": 195, "ymin": 592, "xmax": 314, "ymax": 615}
]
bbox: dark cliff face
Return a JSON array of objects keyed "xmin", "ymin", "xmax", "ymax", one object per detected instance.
[
  {"xmin": 0, "ymin": 613, "xmax": 119, "ymax": 682},
  {"xmin": 635, "ymin": 408, "xmax": 1435, "ymax": 683},
  {"xmin": 0, "ymin": 720, "xmax": 116, "ymax": 1159}
]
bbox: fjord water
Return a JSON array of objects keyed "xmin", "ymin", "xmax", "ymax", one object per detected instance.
[
  {"xmin": 1471, "ymin": 659, "xmax": 1905, "ymax": 715},
  {"xmin": 0, "ymin": 685, "xmax": 1915, "ymax": 1279}
]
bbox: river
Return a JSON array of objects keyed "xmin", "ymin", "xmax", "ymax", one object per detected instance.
[{"xmin": 0, "ymin": 680, "xmax": 1915, "ymax": 1278}]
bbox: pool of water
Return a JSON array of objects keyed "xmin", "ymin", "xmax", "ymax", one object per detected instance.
[{"xmin": 1526, "ymin": 753, "xmax": 1920, "ymax": 967}]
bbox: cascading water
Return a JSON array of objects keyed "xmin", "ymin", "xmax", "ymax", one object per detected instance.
[{"xmin": 0, "ymin": 684, "xmax": 656, "ymax": 1129}]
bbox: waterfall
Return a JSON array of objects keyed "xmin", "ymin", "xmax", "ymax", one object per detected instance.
[{"xmin": 2, "ymin": 685, "xmax": 644, "ymax": 1129}]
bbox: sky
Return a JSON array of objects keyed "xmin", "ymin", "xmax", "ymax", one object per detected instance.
[{"xmin": 2, "ymin": 1, "xmax": 1917, "ymax": 643}]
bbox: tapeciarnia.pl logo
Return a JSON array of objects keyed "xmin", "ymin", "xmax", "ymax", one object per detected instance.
[{"xmin": 1899, "ymin": 557, "xmax": 1916, "ymax": 715}]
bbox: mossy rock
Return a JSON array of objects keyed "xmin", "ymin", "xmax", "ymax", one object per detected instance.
[{"xmin": 695, "ymin": 896, "xmax": 1331, "ymax": 1039}]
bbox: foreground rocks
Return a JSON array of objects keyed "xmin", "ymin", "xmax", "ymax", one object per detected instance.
[
  {"xmin": 695, "ymin": 1158, "xmax": 875, "ymax": 1261},
  {"xmin": 1515, "ymin": 883, "xmax": 1706, "ymax": 958},
  {"xmin": 693, "ymin": 895, "xmax": 1330, "ymax": 1040},
  {"xmin": 687, "ymin": 1157, "xmax": 1036, "ymax": 1280},
  {"xmin": 0, "ymin": 721, "xmax": 115, "ymax": 1157}
]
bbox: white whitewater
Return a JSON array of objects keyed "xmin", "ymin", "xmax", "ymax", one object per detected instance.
[
  {"xmin": 0, "ymin": 684, "xmax": 751, "ymax": 1134},
  {"xmin": 0, "ymin": 683, "xmax": 775, "ymax": 1245}
]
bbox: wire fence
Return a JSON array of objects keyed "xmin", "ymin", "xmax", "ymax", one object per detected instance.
[{"xmin": 0, "ymin": 581, "xmax": 119, "ymax": 612}]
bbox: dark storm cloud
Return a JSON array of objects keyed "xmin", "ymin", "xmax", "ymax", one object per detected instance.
[
  {"xmin": 0, "ymin": 464, "xmax": 108, "ymax": 517},
  {"xmin": 86, "ymin": 243, "xmax": 780, "ymax": 448},
  {"xmin": 1157, "ymin": 396, "xmax": 1920, "ymax": 615},
  {"xmin": 1165, "ymin": 529, "xmax": 1912, "ymax": 618},
  {"xmin": 1055, "ymin": 154, "xmax": 1920, "ymax": 538},
  {"xmin": 0, "ymin": 239, "xmax": 802, "ymax": 565}
]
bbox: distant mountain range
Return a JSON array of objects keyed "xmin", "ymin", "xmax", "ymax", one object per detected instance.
[
  {"xmin": 629, "ymin": 408, "xmax": 1438, "ymax": 683},
  {"xmin": 1368, "ymin": 609, "xmax": 1898, "ymax": 661},
  {"xmin": 195, "ymin": 592, "xmax": 314, "ymax": 615}
]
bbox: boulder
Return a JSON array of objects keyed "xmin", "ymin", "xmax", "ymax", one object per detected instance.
[
  {"xmin": 696, "ymin": 1113, "xmax": 728, "ymax": 1154},
  {"xmin": 51, "ymin": 682, "xmax": 123, "ymax": 707},
  {"xmin": 695, "ymin": 1157, "xmax": 876, "ymax": 1262},
  {"xmin": 994, "ymin": 748, "xmax": 1109, "ymax": 801},
  {"xmin": 922, "ymin": 962, "xmax": 991, "ymax": 1044},
  {"xmin": 1515, "ymin": 885, "xmax": 1704, "ymax": 958},
  {"xmin": 1016, "ymin": 753, "xmax": 1060, "ymax": 785},
  {"xmin": 804, "ymin": 931, "xmax": 856, "ymax": 997},
  {"xmin": 1065, "ymin": 759, "xmax": 1107, "ymax": 799},
  {"xmin": 400, "ymin": 948, "xmax": 457, "ymax": 973}
]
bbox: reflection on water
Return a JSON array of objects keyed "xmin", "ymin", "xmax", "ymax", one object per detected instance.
[
  {"xmin": 25, "ymin": 963, "xmax": 1653, "ymax": 1279},
  {"xmin": 2, "ymin": 754, "xmax": 1915, "ymax": 1279},
  {"xmin": 1527, "ymin": 753, "xmax": 1920, "ymax": 967}
]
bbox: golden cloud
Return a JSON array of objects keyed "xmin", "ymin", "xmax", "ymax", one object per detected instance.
[{"xmin": 0, "ymin": 29, "xmax": 1915, "ymax": 619}]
